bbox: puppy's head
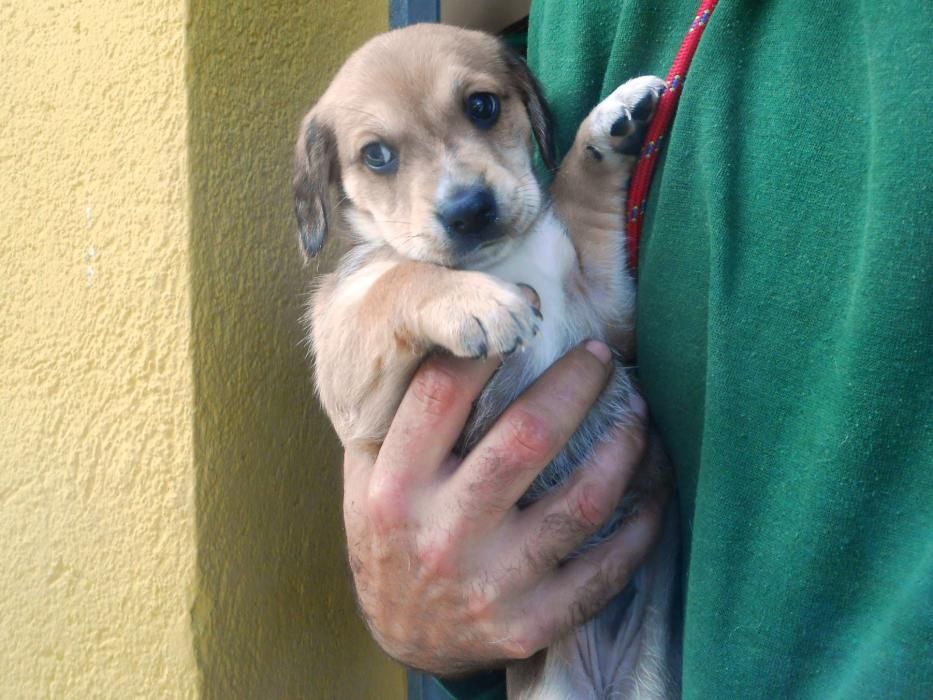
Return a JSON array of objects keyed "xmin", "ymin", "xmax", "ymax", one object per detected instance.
[{"xmin": 294, "ymin": 24, "xmax": 554, "ymax": 266}]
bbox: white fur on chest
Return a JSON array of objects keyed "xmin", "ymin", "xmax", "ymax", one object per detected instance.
[{"xmin": 475, "ymin": 211, "xmax": 579, "ymax": 373}]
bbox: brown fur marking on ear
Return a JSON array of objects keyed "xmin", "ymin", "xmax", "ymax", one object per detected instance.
[
  {"xmin": 294, "ymin": 114, "xmax": 340, "ymax": 259},
  {"xmin": 502, "ymin": 45, "xmax": 556, "ymax": 172}
]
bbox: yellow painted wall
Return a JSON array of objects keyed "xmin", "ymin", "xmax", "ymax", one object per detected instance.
[
  {"xmin": 1, "ymin": 0, "xmax": 403, "ymax": 696},
  {"xmin": 0, "ymin": 0, "xmax": 198, "ymax": 696}
]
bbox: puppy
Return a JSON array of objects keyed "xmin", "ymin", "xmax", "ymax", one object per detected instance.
[{"xmin": 294, "ymin": 24, "xmax": 679, "ymax": 699}]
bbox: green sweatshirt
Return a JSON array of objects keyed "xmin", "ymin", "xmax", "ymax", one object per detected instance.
[{"xmin": 439, "ymin": 1, "xmax": 932, "ymax": 697}]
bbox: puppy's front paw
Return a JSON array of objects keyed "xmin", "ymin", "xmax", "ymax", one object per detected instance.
[
  {"xmin": 588, "ymin": 76, "xmax": 666, "ymax": 157},
  {"xmin": 427, "ymin": 276, "xmax": 542, "ymax": 359}
]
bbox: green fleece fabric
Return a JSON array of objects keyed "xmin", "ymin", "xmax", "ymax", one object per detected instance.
[{"xmin": 440, "ymin": 1, "xmax": 932, "ymax": 698}]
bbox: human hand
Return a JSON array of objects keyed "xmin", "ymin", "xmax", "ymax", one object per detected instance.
[{"xmin": 342, "ymin": 341, "xmax": 666, "ymax": 675}]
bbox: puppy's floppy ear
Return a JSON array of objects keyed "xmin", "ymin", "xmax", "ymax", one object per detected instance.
[
  {"xmin": 502, "ymin": 46, "xmax": 556, "ymax": 172},
  {"xmin": 293, "ymin": 112, "xmax": 340, "ymax": 259}
]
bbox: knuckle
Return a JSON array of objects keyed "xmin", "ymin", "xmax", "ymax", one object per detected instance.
[
  {"xmin": 365, "ymin": 472, "xmax": 408, "ymax": 530},
  {"xmin": 415, "ymin": 531, "xmax": 457, "ymax": 579},
  {"xmin": 464, "ymin": 582, "xmax": 496, "ymax": 623},
  {"xmin": 571, "ymin": 482, "xmax": 614, "ymax": 530},
  {"xmin": 501, "ymin": 623, "xmax": 545, "ymax": 660},
  {"xmin": 601, "ymin": 544, "xmax": 638, "ymax": 594},
  {"xmin": 505, "ymin": 407, "xmax": 556, "ymax": 461},
  {"xmin": 410, "ymin": 363, "xmax": 460, "ymax": 418}
]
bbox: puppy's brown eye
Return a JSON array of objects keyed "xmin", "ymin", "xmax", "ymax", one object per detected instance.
[
  {"xmin": 361, "ymin": 142, "xmax": 398, "ymax": 173},
  {"xmin": 465, "ymin": 92, "xmax": 500, "ymax": 129}
]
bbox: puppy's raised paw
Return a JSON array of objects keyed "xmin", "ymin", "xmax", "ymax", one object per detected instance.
[
  {"xmin": 587, "ymin": 76, "xmax": 666, "ymax": 158},
  {"xmin": 424, "ymin": 274, "xmax": 542, "ymax": 359}
]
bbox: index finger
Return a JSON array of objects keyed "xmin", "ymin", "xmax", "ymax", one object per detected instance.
[{"xmin": 377, "ymin": 353, "xmax": 499, "ymax": 484}]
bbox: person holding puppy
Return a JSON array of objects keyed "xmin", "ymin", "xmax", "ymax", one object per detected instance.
[{"xmin": 342, "ymin": 1, "xmax": 932, "ymax": 698}]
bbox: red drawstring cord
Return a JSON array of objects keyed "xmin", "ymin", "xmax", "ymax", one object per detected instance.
[{"xmin": 626, "ymin": 0, "xmax": 720, "ymax": 273}]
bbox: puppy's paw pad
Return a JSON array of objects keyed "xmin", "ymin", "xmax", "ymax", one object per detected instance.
[{"xmin": 590, "ymin": 76, "xmax": 666, "ymax": 156}]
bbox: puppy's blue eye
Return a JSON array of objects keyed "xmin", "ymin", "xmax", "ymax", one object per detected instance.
[
  {"xmin": 465, "ymin": 92, "xmax": 500, "ymax": 129},
  {"xmin": 362, "ymin": 142, "xmax": 398, "ymax": 173}
]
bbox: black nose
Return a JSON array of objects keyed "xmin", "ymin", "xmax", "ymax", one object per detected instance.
[{"xmin": 438, "ymin": 185, "xmax": 499, "ymax": 239}]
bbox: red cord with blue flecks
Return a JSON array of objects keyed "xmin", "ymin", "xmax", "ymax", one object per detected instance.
[{"xmin": 626, "ymin": 0, "xmax": 720, "ymax": 273}]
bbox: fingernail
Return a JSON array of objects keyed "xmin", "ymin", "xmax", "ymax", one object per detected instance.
[{"xmin": 584, "ymin": 339, "xmax": 612, "ymax": 365}]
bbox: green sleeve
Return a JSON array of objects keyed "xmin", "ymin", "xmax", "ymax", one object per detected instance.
[{"xmin": 529, "ymin": 1, "xmax": 932, "ymax": 698}]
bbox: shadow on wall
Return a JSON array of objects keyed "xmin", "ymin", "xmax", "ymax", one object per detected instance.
[{"xmin": 186, "ymin": 1, "xmax": 404, "ymax": 697}]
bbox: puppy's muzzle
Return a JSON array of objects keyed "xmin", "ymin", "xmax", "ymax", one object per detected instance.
[{"xmin": 437, "ymin": 184, "xmax": 500, "ymax": 245}]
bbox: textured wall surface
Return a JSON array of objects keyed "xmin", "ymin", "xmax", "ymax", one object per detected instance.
[
  {"xmin": 0, "ymin": 0, "xmax": 199, "ymax": 697},
  {"xmin": 187, "ymin": 1, "xmax": 404, "ymax": 698},
  {"xmin": 2, "ymin": 0, "xmax": 403, "ymax": 697}
]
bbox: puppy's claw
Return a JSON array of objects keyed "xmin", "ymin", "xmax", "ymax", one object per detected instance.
[
  {"xmin": 516, "ymin": 283, "xmax": 541, "ymax": 312},
  {"xmin": 503, "ymin": 338, "xmax": 523, "ymax": 357},
  {"xmin": 629, "ymin": 90, "xmax": 659, "ymax": 120},
  {"xmin": 610, "ymin": 112, "xmax": 634, "ymax": 138},
  {"xmin": 470, "ymin": 316, "xmax": 489, "ymax": 359}
]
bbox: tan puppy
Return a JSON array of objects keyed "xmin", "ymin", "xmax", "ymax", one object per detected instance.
[{"xmin": 294, "ymin": 24, "xmax": 678, "ymax": 699}]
